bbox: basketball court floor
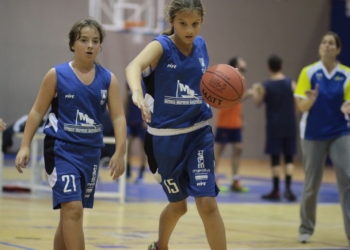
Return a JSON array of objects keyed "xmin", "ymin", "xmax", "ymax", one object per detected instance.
[{"xmin": 0, "ymin": 157, "xmax": 347, "ymax": 250}]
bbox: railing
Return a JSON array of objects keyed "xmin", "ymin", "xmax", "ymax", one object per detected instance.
[{"xmin": 0, "ymin": 133, "xmax": 126, "ymax": 203}]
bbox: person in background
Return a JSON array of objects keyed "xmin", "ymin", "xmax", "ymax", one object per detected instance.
[
  {"xmin": 15, "ymin": 18, "xmax": 127, "ymax": 249},
  {"xmin": 0, "ymin": 118, "xmax": 6, "ymax": 131},
  {"xmin": 2, "ymin": 115, "xmax": 45, "ymax": 154},
  {"xmin": 100, "ymin": 108, "xmax": 116, "ymax": 165},
  {"xmin": 125, "ymin": 0, "xmax": 227, "ymax": 249},
  {"xmin": 294, "ymin": 31, "xmax": 350, "ymax": 244},
  {"xmin": 214, "ymin": 56, "xmax": 251, "ymax": 192},
  {"xmin": 251, "ymin": 54, "xmax": 297, "ymax": 202},
  {"xmin": 124, "ymin": 81, "xmax": 147, "ymax": 183}
]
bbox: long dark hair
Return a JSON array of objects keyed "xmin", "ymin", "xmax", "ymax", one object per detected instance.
[{"xmin": 321, "ymin": 31, "xmax": 342, "ymax": 49}]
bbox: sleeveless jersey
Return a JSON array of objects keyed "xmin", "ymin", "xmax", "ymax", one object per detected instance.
[
  {"xmin": 143, "ymin": 35, "xmax": 212, "ymax": 129},
  {"xmin": 44, "ymin": 62, "xmax": 111, "ymax": 147},
  {"xmin": 263, "ymin": 77, "xmax": 296, "ymax": 137},
  {"xmin": 294, "ymin": 61, "xmax": 350, "ymax": 140}
]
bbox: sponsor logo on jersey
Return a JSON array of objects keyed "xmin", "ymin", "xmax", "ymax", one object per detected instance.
[
  {"xmin": 316, "ymin": 73, "xmax": 323, "ymax": 81},
  {"xmin": 65, "ymin": 94, "xmax": 74, "ymax": 98},
  {"xmin": 196, "ymin": 181, "xmax": 206, "ymax": 186},
  {"xmin": 164, "ymin": 80, "xmax": 203, "ymax": 105},
  {"xmin": 197, "ymin": 150, "xmax": 205, "ymax": 168},
  {"xmin": 334, "ymin": 76, "xmax": 344, "ymax": 81},
  {"xmin": 193, "ymin": 169, "xmax": 210, "ymax": 173},
  {"xmin": 167, "ymin": 63, "xmax": 177, "ymax": 69},
  {"xmin": 64, "ymin": 110, "xmax": 102, "ymax": 133},
  {"xmin": 195, "ymin": 174, "xmax": 208, "ymax": 181},
  {"xmin": 85, "ymin": 165, "xmax": 98, "ymax": 198}
]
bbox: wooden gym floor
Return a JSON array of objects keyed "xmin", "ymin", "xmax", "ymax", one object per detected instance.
[{"xmin": 0, "ymin": 157, "xmax": 347, "ymax": 250}]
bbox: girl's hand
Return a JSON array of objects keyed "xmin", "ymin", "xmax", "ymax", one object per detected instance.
[
  {"xmin": 108, "ymin": 153, "xmax": 125, "ymax": 180},
  {"xmin": 132, "ymin": 91, "xmax": 151, "ymax": 123},
  {"xmin": 15, "ymin": 147, "xmax": 30, "ymax": 173}
]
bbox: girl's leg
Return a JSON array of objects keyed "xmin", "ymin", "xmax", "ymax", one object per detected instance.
[
  {"xmin": 61, "ymin": 201, "xmax": 85, "ymax": 250},
  {"xmin": 214, "ymin": 143, "xmax": 225, "ymax": 188},
  {"xmin": 156, "ymin": 200, "xmax": 187, "ymax": 250},
  {"xmin": 54, "ymin": 210, "xmax": 66, "ymax": 250},
  {"xmin": 195, "ymin": 196, "xmax": 227, "ymax": 250}
]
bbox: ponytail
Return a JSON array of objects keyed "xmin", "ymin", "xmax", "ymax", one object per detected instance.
[{"xmin": 161, "ymin": 26, "xmax": 174, "ymax": 36}]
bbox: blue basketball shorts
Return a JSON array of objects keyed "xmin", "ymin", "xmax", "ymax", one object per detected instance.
[
  {"xmin": 214, "ymin": 128, "xmax": 242, "ymax": 144},
  {"xmin": 44, "ymin": 136, "xmax": 101, "ymax": 209},
  {"xmin": 144, "ymin": 126, "xmax": 219, "ymax": 202},
  {"xmin": 128, "ymin": 123, "xmax": 146, "ymax": 140},
  {"xmin": 265, "ymin": 135, "xmax": 296, "ymax": 156}
]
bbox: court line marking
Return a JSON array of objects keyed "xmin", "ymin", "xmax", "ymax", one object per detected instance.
[{"xmin": 0, "ymin": 242, "xmax": 35, "ymax": 250}]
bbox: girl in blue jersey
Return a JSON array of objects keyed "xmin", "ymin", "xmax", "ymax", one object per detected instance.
[
  {"xmin": 126, "ymin": 1, "xmax": 226, "ymax": 249},
  {"xmin": 15, "ymin": 18, "xmax": 127, "ymax": 249},
  {"xmin": 294, "ymin": 32, "xmax": 350, "ymax": 245}
]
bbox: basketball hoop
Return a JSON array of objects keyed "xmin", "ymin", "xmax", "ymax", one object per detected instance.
[
  {"xmin": 132, "ymin": 33, "xmax": 144, "ymax": 44},
  {"xmin": 89, "ymin": 0, "xmax": 166, "ymax": 43},
  {"xmin": 124, "ymin": 20, "xmax": 146, "ymax": 44},
  {"xmin": 124, "ymin": 20, "xmax": 146, "ymax": 30}
]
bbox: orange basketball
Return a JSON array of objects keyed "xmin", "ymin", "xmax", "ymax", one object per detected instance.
[{"xmin": 200, "ymin": 64, "xmax": 245, "ymax": 109}]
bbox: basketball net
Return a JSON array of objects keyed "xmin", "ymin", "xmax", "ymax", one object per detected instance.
[{"xmin": 132, "ymin": 33, "xmax": 144, "ymax": 44}]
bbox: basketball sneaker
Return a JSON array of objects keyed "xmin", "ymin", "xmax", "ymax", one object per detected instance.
[
  {"xmin": 261, "ymin": 190, "xmax": 280, "ymax": 201},
  {"xmin": 215, "ymin": 178, "xmax": 229, "ymax": 192},
  {"xmin": 230, "ymin": 180, "xmax": 249, "ymax": 193},
  {"xmin": 218, "ymin": 185, "xmax": 229, "ymax": 192},
  {"xmin": 298, "ymin": 234, "xmax": 311, "ymax": 243},
  {"xmin": 148, "ymin": 241, "xmax": 159, "ymax": 250},
  {"xmin": 284, "ymin": 189, "xmax": 297, "ymax": 201}
]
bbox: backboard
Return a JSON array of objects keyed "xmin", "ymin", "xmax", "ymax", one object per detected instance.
[{"xmin": 89, "ymin": 0, "xmax": 166, "ymax": 35}]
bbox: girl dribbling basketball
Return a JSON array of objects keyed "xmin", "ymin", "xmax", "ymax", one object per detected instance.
[{"xmin": 125, "ymin": 0, "xmax": 227, "ymax": 249}]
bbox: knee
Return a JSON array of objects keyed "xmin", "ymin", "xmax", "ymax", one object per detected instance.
[
  {"xmin": 61, "ymin": 201, "xmax": 83, "ymax": 221},
  {"xmin": 175, "ymin": 203, "xmax": 187, "ymax": 216},
  {"xmin": 169, "ymin": 201, "xmax": 187, "ymax": 217},
  {"xmin": 233, "ymin": 144, "xmax": 243, "ymax": 155},
  {"xmin": 196, "ymin": 197, "xmax": 218, "ymax": 216}
]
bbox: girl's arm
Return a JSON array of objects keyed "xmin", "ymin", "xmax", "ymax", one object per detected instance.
[
  {"xmin": 125, "ymin": 41, "xmax": 163, "ymax": 122},
  {"xmin": 15, "ymin": 68, "xmax": 57, "ymax": 172},
  {"xmin": 107, "ymin": 73, "xmax": 127, "ymax": 180}
]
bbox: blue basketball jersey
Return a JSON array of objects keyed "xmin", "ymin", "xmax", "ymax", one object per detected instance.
[
  {"xmin": 44, "ymin": 62, "xmax": 111, "ymax": 147},
  {"xmin": 143, "ymin": 35, "xmax": 212, "ymax": 129}
]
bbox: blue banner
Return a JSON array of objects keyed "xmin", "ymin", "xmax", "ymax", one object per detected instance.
[{"xmin": 331, "ymin": 0, "xmax": 350, "ymax": 67}]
